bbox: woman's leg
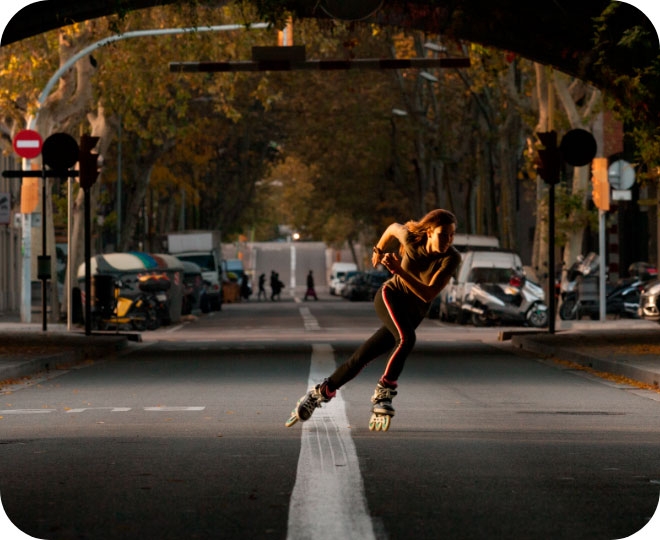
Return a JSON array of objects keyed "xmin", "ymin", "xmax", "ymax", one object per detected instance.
[
  {"xmin": 375, "ymin": 287, "xmax": 421, "ymax": 386},
  {"xmin": 326, "ymin": 287, "xmax": 421, "ymax": 391}
]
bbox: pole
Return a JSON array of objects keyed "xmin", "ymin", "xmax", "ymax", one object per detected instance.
[
  {"xmin": 290, "ymin": 240, "xmax": 296, "ymax": 296},
  {"xmin": 20, "ymin": 157, "xmax": 31, "ymax": 324},
  {"xmin": 67, "ymin": 175, "xmax": 72, "ymax": 330},
  {"xmin": 84, "ymin": 187, "xmax": 91, "ymax": 336},
  {"xmin": 41, "ymin": 170, "xmax": 47, "ymax": 331},
  {"xmin": 548, "ymin": 183, "xmax": 555, "ymax": 334},
  {"xmin": 116, "ymin": 116, "xmax": 122, "ymax": 250},
  {"xmin": 599, "ymin": 209, "xmax": 606, "ymax": 321},
  {"xmin": 547, "ymin": 68, "xmax": 555, "ymax": 334}
]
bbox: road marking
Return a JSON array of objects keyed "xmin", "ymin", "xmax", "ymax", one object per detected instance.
[
  {"xmin": 144, "ymin": 406, "xmax": 206, "ymax": 411},
  {"xmin": 0, "ymin": 407, "xmax": 206, "ymax": 415},
  {"xmin": 0, "ymin": 409, "xmax": 55, "ymax": 414},
  {"xmin": 65, "ymin": 407, "xmax": 132, "ymax": 413},
  {"xmin": 165, "ymin": 323, "xmax": 185, "ymax": 333},
  {"xmin": 299, "ymin": 307, "xmax": 321, "ymax": 331},
  {"xmin": 287, "ymin": 343, "xmax": 376, "ymax": 540}
]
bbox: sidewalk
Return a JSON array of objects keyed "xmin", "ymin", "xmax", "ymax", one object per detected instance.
[
  {"xmin": 0, "ymin": 315, "xmax": 130, "ymax": 383},
  {"xmin": 509, "ymin": 319, "xmax": 660, "ymax": 390}
]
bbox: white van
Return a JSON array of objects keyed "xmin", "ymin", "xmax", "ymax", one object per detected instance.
[{"xmin": 329, "ymin": 262, "xmax": 358, "ymax": 295}]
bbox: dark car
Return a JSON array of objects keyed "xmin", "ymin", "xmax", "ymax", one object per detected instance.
[{"xmin": 343, "ymin": 271, "xmax": 390, "ymax": 301}]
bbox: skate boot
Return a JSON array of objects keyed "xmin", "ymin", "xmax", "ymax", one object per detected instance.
[
  {"xmin": 368, "ymin": 382, "xmax": 397, "ymax": 432},
  {"xmin": 285, "ymin": 380, "xmax": 335, "ymax": 427}
]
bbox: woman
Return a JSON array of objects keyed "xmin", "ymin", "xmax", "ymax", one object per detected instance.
[{"xmin": 286, "ymin": 209, "xmax": 460, "ymax": 431}]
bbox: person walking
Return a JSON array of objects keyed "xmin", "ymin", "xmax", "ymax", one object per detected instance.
[
  {"xmin": 270, "ymin": 271, "xmax": 283, "ymax": 301},
  {"xmin": 304, "ymin": 270, "xmax": 318, "ymax": 301},
  {"xmin": 286, "ymin": 209, "xmax": 460, "ymax": 431},
  {"xmin": 257, "ymin": 273, "xmax": 267, "ymax": 301}
]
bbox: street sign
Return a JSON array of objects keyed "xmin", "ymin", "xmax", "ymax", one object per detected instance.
[
  {"xmin": 42, "ymin": 133, "xmax": 79, "ymax": 172},
  {"xmin": 12, "ymin": 129, "xmax": 43, "ymax": 159},
  {"xmin": 608, "ymin": 159, "xmax": 635, "ymax": 190},
  {"xmin": 612, "ymin": 189, "xmax": 632, "ymax": 201}
]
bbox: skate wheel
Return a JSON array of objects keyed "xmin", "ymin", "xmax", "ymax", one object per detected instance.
[
  {"xmin": 368, "ymin": 413, "xmax": 390, "ymax": 432},
  {"xmin": 285, "ymin": 410, "xmax": 299, "ymax": 428}
]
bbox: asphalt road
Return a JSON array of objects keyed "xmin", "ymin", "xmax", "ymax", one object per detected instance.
[{"xmin": 1, "ymin": 293, "xmax": 659, "ymax": 540}]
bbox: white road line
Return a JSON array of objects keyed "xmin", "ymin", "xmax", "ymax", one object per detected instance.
[
  {"xmin": 165, "ymin": 323, "xmax": 185, "ymax": 333},
  {"xmin": 287, "ymin": 343, "xmax": 376, "ymax": 540},
  {"xmin": 299, "ymin": 307, "xmax": 321, "ymax": 331}
]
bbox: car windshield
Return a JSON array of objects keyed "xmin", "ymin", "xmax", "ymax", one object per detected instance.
[
  {"xmin": 468, "ymin": 267, "xmax": 513, "ymax": 284},
  {"xmin": 177, "ymin": 255, "xmax": 214, "ymax": 272}
]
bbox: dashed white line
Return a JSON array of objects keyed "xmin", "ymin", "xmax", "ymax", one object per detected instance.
[
  {"xmin": 299, "ymin": 307, "xmax": 321, "ymax": 331},
  {"xmin": 287, "ymin": 343, "xmax": 376, "ymax": 540}
]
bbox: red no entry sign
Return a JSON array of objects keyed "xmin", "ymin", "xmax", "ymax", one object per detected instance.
[{"xmin": 13, "ymin": 129, "xmax": 43, "ymax": 159}]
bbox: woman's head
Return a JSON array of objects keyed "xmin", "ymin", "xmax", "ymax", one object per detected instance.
[{"xmin": 406, "ymin": 209, "xmax": 457, "ymax": 254}]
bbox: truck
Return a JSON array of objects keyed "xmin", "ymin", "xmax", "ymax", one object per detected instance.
[{"xmin": 167, "ymin": 231, "xmax": 224, "ymax": 312}]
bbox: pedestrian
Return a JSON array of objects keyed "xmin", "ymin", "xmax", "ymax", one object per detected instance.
[
  {"xmin": 257, "ymin": 273, "xmax": 267, "ymax": 301},
  {"xmin": 240, "ymin": 273, "xmax": 251, "ymax": 301},
  {"xmin": 286, "ymin": 209, "xmax": 460, "ymax": 431},
  {"xmin": 271, "ymin": 271, "xmax": 283, "ymax": 301},
  {"xmin": 304, "ymin": 270, "xmax": 318, "ymax": 301}
]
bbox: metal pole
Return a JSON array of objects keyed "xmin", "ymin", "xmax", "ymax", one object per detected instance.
[
  {"xmin": 84, "ymin": 187, "xmax": 91, "ymax": 335},
  {"xmin": 290, "ymin": 240, "xmax": 296, "ymax": 295},
  {"xmin": 599, "ymin": 209, "xmax": 606, "ymax": 321},
  {"xmin": 67, "ymin": 176, "xmax": 72, "ymax": 330},
  {"xmin": 41, "ymin": 170, "xmax": 47, "ymax": 331},
  {"xmin": 20, "ymin": 158, "xmax": 31, "ymax": 324},
  {"xmin": 548, "ymin": 182, "xmax": 555, "ymax": 334},
  {"xmin": 116, "ymin": 116, "xmax": 122, "ymax": 250}
]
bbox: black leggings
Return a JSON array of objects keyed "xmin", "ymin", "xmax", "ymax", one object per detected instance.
[{"xmin": 327, "ymin": 286, "xmax": 424, "ymax": 390}]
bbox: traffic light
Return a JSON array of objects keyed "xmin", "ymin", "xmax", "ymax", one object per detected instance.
[
  {"xmin": 535, "ymin": 131, "xmax": 561, "ymax": 184},
  {"xmin": 79, "ymin": 134, "xmax": 100, "ymax": 190},
  {"xmin": 591, "ymin": 157, "xmax": 610, "ymax": 211}
]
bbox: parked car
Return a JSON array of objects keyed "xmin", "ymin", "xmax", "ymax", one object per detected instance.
[
  {"xmin": 329, "ymin": 262, "xmax": 358, "ymax": 295},
  {"xmin": 181, "ymin": 261, "xmax": 203, "ymax": 315},
  {"xmin": 438, "ymin": 250, "xmax": 523, "ymax": 323},
  {"xmin": 336, "ymin": 270, "xmax": 359, "ymax": 297},
  {"xmin": 341, "ymin": 271, "xmax": 390, "ymax": 301}
]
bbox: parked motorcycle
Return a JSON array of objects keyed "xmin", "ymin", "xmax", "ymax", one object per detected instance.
[
  {"xmin": 560, "ymin": 256, "xmax": 657, "ymax": 320},
  {"xmin": 461, "ymin": 272, "xmax": 548, "ymax": 327},
  {"xmin": 137, "ymin": 273, "xmax": 171, "ymax": 327},
  {"xmin": 95, "ymin": 278, "xmax": 159, "ymax": 331}
]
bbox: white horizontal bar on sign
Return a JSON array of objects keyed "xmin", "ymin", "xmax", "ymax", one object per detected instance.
[{"xmin": 16, "ymin": 140, "xmax": 40, "ymax": 148}]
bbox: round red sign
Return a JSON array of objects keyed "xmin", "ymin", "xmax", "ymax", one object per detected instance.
[{"xmin": 13, "ymin": 129, "xmax": 43, "ymax": 159}]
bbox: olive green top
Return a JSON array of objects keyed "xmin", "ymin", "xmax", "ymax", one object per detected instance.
[{"xmin": 385, "ymin": 232, "xmax": 461, "ymax": 316}]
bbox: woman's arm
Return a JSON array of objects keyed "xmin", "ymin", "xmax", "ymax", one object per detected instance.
[
  {"xmin": 380, "ymin": 252, "xmax": 459, "ymax": 303},
  {"xmin": 371, "ymin": 223, "xmax": 408, "ymax": 267}
]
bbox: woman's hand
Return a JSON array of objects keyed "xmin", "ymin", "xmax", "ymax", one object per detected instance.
[{"xmin": 380, "ymin": 252, "xmax": 401, "ymax": 274}]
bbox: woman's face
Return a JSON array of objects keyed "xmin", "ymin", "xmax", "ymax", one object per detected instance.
[{"xmin": 427, "ymin": 223, "xmax": 456, "ymax": 254}]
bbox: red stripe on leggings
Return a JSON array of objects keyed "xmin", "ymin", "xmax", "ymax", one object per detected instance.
[{"xmin": 381, "ymin": 288, "xmax": 404, "ymax": 382}]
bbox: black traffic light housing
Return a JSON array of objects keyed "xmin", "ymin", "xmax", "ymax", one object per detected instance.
[
  {"xmin": 79, "ymin": 134, "xmax": 100, "ymax": 190},
  {"xmin": 535, "ymin": 131, "xmax": 560, "ymax": 185}
]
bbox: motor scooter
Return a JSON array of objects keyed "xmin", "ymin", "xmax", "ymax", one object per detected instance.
[
  {"xmin": 560, "ymin": 257, "xmax": 657, "ymax": 320},
  {"xmin": 95, "ymin": 278, "xmax": 159, "ymax": 331},
  {"xmin": 461, "ymin": 272, "xmax": 548, "ymax": 327}
]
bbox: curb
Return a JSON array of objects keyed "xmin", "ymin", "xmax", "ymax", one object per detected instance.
[
  {"xmin": 511, "ymin": 335, "xmax": 660, "ymax": 388},
  {"xmin": 0, "ymin": 333, "xmax": 130, "ymax": 383}
]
